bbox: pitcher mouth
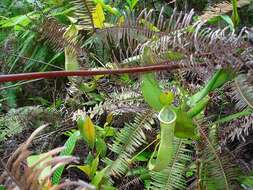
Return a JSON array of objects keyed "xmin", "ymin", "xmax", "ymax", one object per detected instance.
[{"xmin": 158, "ymin": 106, "xmax": 177, "ymax": 125}]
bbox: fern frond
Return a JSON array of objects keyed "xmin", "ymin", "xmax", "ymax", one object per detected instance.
[
  {"xmin": 200, "ymin": 0, "xmax": 250, "ymax": 21},
  {"xmin": 231, "ymin": 73, "xmax": 253, "ymax": 110},
  {"xmin": 95, "ymin": 8, "xmax": 252, "ymax": 75},
  {"xmin": 198, "ymin": 125, "xmax": 240, "ymax": 190},
  {"xmin": 105, "ymin": 111, "xmax": 155, "ymax": 179},
  {"xmin": 149, "ymin": 138, "xmax": 192, "ymax": 190},
  {"xmin": 118, "ymin": 176, "xmax": 142, "ymax": 190},
  {"xmin": 39, "ymin": 18, "xmax": 87, "ymax": 57},
  {"xmin": 71, "ymin": 0, "xmax": 96, "ymax": 30},
  {"xmin": 0, "ymin": 106, "xmax": 60, "ymax": 144},
  {"xmin": 95, "ymin": 8, "xmax": 195, "ymax": 65},
  {"xmin": 222, "ymin": 112, "xmax": 253, "ymax": 142},
  {"xmin": 0, "ymin": 125, "xmax": 94, "ymax": 190}
]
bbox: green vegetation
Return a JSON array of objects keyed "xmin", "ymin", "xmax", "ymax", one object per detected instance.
[{"xmin": 0, "ymin": 0, "xmax": 253, "ymax": 190}]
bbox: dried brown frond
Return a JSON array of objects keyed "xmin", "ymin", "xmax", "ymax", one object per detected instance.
[
  {"xmin": 94, "ymin": 7, "xmax": 252, "ymax": 77},
  {"xmin": 222, "ymin": 113, "xmax": 253, "ymax": 142},
  {"xmin": 230, "ymin": 73, "xmax": 253, "ymax": 110},
  {"xmin": 200, "ymin": 0, "xmax": 251, "ymax": 21},
  {"xmin": 0, "ymin": 124, "xmax": 95, "ymax": 190},
  {"xmin": 39, "ymin": 18, "xmax": 88, "ymax": 58}
]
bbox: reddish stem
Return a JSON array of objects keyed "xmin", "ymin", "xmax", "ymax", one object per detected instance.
[{"xmin": 0, "ymin": 63, "xmax": 205, "ymax": 83}]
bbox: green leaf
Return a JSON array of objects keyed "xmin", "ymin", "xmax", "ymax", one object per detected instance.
[
  {"xmin": 231, "ymin": 0, "xmax": 240, "ymax": 27},
  {"xmin": 77, "ymin": 115, "xmax": 96, "ymax": 149},
  {"xmin": 69, "ymin": 164, "xmax": 92, "ymax": 178},
  {"xmin": 91, "ymin": 156, "xmax": 99, "ymax": 177},
  {"xmin": 187, "ymin": 96, "xmax": 210, "ymax": 118},
  {"xmin": 126, "ymin": 0, "xmax": 139, "ymax": 10},
  {"xmin": 220, "ymin": 15, "xmax": 234, "ymax": 31},
  {"xmin": 141, "ymin": 73, "xmax": 163, "ymax": 111},
  {"xmin": 189, "ymin": 69, "xmax": 234, "ymax": 107},
  {"xmin": 91, "ymin": 166, "xmax": 109, "ymax": 188},
  {"xmin": 95, "ymin": 138, "xmax": 107, "ymax": 157},
  {"xmin": 52, "ymin": 131, "xmax": 80, "ymax": 184},
  {"xmin": 135, "ymin": 151, "xmax": 152, "ymax": 162}
]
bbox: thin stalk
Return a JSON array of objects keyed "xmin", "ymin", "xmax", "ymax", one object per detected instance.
[{"xmin": 214, "ymin": 109, "xmax": 252, "ymax": 125}]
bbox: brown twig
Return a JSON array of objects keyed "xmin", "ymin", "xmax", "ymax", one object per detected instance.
[{"xmin": 0, "ymin": 63, "xmax": 205, "ymax": 83}]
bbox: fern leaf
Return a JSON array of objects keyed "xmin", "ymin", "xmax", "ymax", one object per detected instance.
[
  {"xmin": 198, "ymin": 126, "xmax": 239, "ymax": 190},
  {"xmin": 40, "ymin": 18, "xmax": 87, "ymax": 58},
  {"xmin": 95, "ymin": 7, "xmax": 252, "ymax": 76},
  {"xmin": 233, "ymin": 74, "xmax": 253, "ymax": 110},
  {"xmin": 71, "ymin": 0, "xmax": 96, "ymax": 30},
  {"xmin": 149, "ymin": 139, "xmax": 192, "ymax": 190},
  {"xmin": 105, "ymin": 112, "xmax": 154, "ymax": 179},
  {"xmin": 95, "ymin": 8, "xmax": 195, "ymax": 65}
]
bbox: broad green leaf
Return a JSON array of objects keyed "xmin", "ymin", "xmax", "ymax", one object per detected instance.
[
  {"xmin": 135, "ymin": 151, "xmax": 152, "ymax": 162},
  {"xmin": 0, "ymin": 15, "xmax": 30, "ymax": 28},
  {"xmin": 231, "ymin": 0, "xmax": 240, "ymax": 27},
  {"xmin": 77, "ymin": 116, "xmax": 96, "ymax": 149},
  {"xmin": 220, "ymin": 15, "xmax": 234, "ymax": 31},
  {"xmin": 52, "ymin": 131, "xmax": 80, "ymax": 184},
  {"xmin": 187, "ymin": 96, "xmax": 210, "ymax": 118},
  {"xmin": 91, "ymin": 156, "xmax": 99, "ymax": 177},
  {"xmin": 91, "ymin": 166, "xmax": 109, "ymax": 188},
  {"xmin": 93, "ymin": 0, "xmax": 120, "ymax": 16},
  {"xmin": 95, "ymin": 138, "xmax": 107, "ymax": 157},
  {"xmin": 69, "ymin": 156, "xmax": 99, "ymax": 179},
  {"xmin": 69, "ymin": 165, "xmax": 91, "ymax": 178},
  {"xmin": 141, "ymin": 73, "xmax": 163, "ymax": 111},
  {"xmin": 92, "ymin": 3, "xmax": 105, "ymax": 29}
]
